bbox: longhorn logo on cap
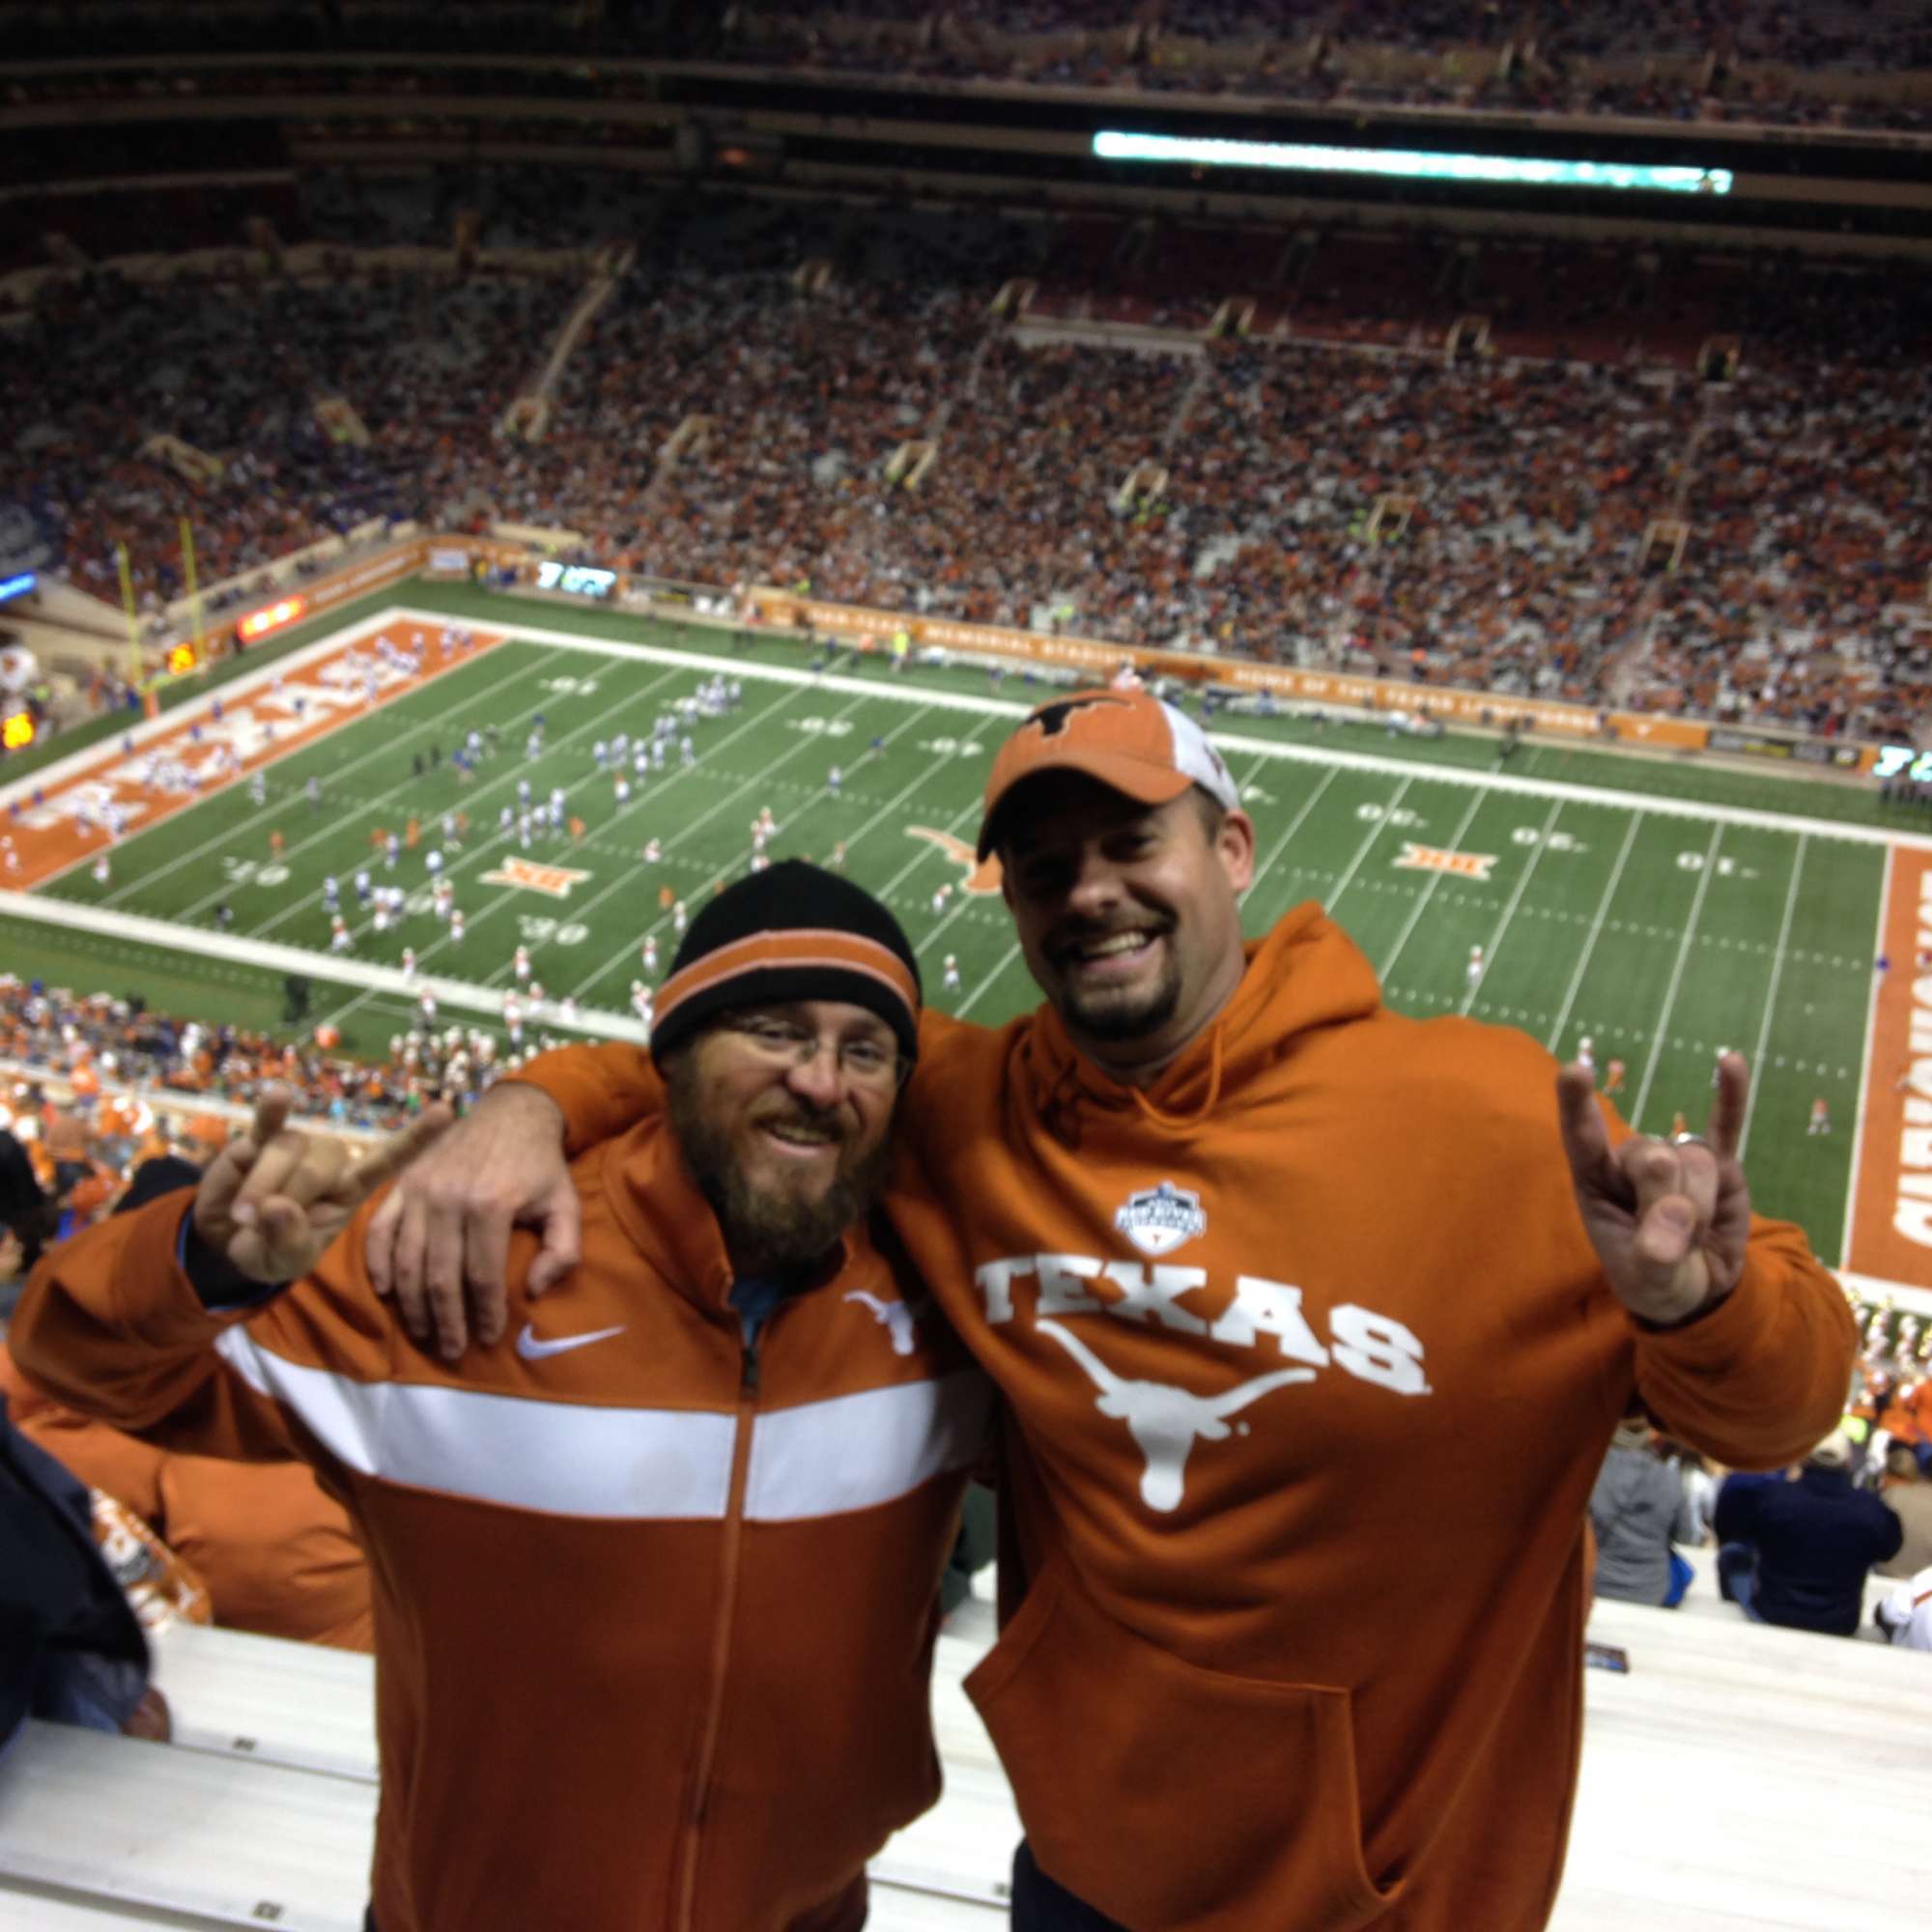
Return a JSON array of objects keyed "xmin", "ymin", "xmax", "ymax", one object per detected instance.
[{"xmin": 1027, "ymin": 695, "xmax": 1132, "ymax": 738}]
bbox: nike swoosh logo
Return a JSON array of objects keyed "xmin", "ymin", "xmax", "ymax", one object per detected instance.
[{"xmin": 515, "ymin": 1322, "xmax": 627, "ymax": 1361}]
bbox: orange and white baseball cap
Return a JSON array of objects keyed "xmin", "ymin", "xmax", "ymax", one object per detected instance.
[{"xmin": 978, "ymin": 688, "xmax": 1241, "ymax": 859}]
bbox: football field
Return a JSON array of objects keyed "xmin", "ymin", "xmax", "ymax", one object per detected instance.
[{"xmin": 6, "ymin": 582, "xmax": 1930, "ymax": 1297}]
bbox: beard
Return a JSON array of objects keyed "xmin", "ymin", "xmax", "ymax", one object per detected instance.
[
  {"xmin": 666, "ymin": 1055, "xmax": 894, "ymax": 1273},
  {"xmin": 1051, "ymin": 928, "xmax": 1182, "ymax": 1042}
]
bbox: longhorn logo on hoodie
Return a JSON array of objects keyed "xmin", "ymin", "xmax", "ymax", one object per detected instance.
[
  {"xmin": 1037, "ymin": 1320, "xmax": 1314, "ymax": 1513},
  {"xmin": 1115, "ymin": 1180, "xmax": 1208, "ymax": 1257}
]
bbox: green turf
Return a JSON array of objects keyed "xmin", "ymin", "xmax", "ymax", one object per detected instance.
[{"xmin": 11, "ymin": 582, "xmax": 1900, "ymax": 1267}]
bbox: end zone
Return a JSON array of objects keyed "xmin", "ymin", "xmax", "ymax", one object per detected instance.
[
  {"xmin": 1844, "ymin": 843, "xmax": 1932, "ymax": 1296},
  {"xmin": 0, "ymin": 617, "xmax": 504, "ymax": 889}
]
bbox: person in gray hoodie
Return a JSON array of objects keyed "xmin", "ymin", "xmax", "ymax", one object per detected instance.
[{"xmin": 1590, "ymin": 1416, "xmax": 1701, "ymax": 1606}]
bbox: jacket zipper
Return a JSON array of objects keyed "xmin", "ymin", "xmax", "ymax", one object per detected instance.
[{"xmin": 673, "ymin": 1324, "xmax": 762, "ymax": 1930}]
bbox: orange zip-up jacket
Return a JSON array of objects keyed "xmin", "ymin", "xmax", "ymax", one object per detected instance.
[
  {"xmin": 512, "ymin": 905, "xmax": 1855, "ymax": 1932},
  {"xmin": 13, "ymin": 1115, "xmax": 992, "ymax": 1932}
]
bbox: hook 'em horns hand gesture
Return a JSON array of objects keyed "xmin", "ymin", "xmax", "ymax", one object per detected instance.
[
  {"xmin": 194, "ymin": 1089, "xmax": 454, "ymax": 1287},
  {"xmin": 1556, "ymin": 1050, "xmax": 1753, "ymax": 1328}
]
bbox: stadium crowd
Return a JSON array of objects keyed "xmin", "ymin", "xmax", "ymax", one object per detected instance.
[
  {"xmin": 722, "ymin": 0, "xmax": 1932, "ymax": 130},
  {"xmin": 0, "ymin": 1, "xmax": 1926, "ymax": 130},
  {"xmin": 0, "ymin": 975, "xmax": 514, "ymax": 1149},
  {"xmin": 5, "ymin": 180, "xmax": 1928, "ymax": 744},
  {"xmin": 3, "ymin": 259, "xmax": 580, "ymax": 608}
]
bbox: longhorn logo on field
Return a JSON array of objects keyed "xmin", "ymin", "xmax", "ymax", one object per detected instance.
[
  {"xmin": 905, "ymin": 827, "xmax": 1003, "ymax": 894},
  {"xmin": 1393, "ymin": 842, "xmax": 1496, "ymax": 882},
  {"xmin": 478, "ymin": 856, "xmax": 593, "ymax": 898}
]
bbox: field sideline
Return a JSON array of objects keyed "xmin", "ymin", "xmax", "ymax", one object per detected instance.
[{"xmin": 5, "ymin": 585, "xmax": 1931, "ymax": 1306}]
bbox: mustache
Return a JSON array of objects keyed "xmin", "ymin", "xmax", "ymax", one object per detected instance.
[{"xmin": 749, "ymin": 1097, "xmax": 851, "ymax": 1141}]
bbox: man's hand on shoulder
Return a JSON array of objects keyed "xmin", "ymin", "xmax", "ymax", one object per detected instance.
[
  {"xmin": 196, "ymin": 1090, "xmax": 451, "ymax": 1288},
  {"xmin": 1556, "ymin": 1050, "xmax": 1753, "ymax": 1329},
  {"xmin": 363, "ymin": 1080, "xmax": 577, "ymax": 1362}
]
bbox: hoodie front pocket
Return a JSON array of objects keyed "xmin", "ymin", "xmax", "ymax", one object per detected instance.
[{"xmin": 966, "ymin": 1564, "xmax": 1400, "ymax": 1932}]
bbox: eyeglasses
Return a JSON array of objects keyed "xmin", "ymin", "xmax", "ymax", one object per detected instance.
[{"xmin": 717, "ymin": 1014, "xmax": 908, "ymax": 1091}]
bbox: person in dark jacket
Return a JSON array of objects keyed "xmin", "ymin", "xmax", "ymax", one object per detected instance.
[
  {"xmin": 0, "ymin": 1128, "xmax": 61, "ymax": 1323},
  {"xmin": 0, "ymin": 1391, "xmax": 164, "ymax": 1750},
  {"xmin": 1714, "ymin": 1432, "xmax": 1903, "ymax": 1635}
]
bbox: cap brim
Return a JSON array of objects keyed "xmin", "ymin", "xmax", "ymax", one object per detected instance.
[{"xmin": 977, "ymin": 751, "xmax": 1195, "ymax": 860}]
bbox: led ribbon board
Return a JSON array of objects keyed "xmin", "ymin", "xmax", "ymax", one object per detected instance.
[
  {"xmin": 535, "ymin": 561, "xmax": 617, "ymax": 598},
  {"xmin": 1875, "ymin": 745, "xmax": 1932, "ymax": 782},
  {"xmin": 1093, "ymin": 129, "xmax": 1732, "ymax": 196}
]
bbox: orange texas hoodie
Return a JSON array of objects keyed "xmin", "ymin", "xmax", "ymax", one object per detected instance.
[{"xmin": 514, "ymin": 900, "xmax": 1855, "ymax": 1932}]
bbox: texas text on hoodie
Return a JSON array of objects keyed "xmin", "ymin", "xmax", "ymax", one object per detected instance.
[{"xmin": 506, "ymin": 903, "xmax": 1855, "ymax": 1932}]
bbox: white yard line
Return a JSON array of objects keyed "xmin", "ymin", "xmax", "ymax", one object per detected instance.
[
  {"xmin": 1244, "ymin": 760, "xmax": 1340, "ymax": 899},
  {"xmin": 1324, "ymin": 775, "xmax": 1414, "ymax": 910},
  {"xmin": 386, "ymin": 610, "xmax": 1930, "ymax": 850},
  {"xmin": 243, "ymin": 658, "xmax": 692, "ymax": 945},
  {"xmin": 1546, "ymin": 810, "xmax": 1643, "ymax": 1054},
  {"xmin": 93, "ymin": 648, "xmax": 542, "ymax": 913},
  {"xmin": 312, "ymin": 682, "xmax": 872, "ymax": 1033},
  {"xmin": 1737, "ymin": 833, "xmax": 1809, "ymax": 1161},
  {"xmin": 956, "ymin": 936, "xmax": 1024, "ymax": 1019},
  {"xmin": 1377, "ymin": 784, "xmax": 1487, "ymax": 983},
  {"xmin": 0, "ymin": 887, "xmax": 646, "ymax": 1042},
  {"xmin": 1462, "ymin": 798, "xmax": 1563, "ymax": 1015},
  {"xmin": 0, "ymin": 602, "xmax": 414, "ymax": 810},
  {"xmin": 1629, "ymin": 821, "xmax": 1724, "ymax": 1131},
  {"xmin": 1227, "ymin": 752, "xmax": 1318, "ymax": 902},
  {"xmin": 551, "ymin": 692, "xmax": 928, "ymax": 1004},
  {"xmin": 1839, "ymin": 845, "xmax": 1898, "ymax": 1270}
]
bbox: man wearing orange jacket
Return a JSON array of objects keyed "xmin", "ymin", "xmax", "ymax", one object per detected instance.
[
  {"xmin": 361, "ymin": 691, "xmax": 1853, "ymax": 1932},
  {"xmin": 14, "ymin": 866, "xmax": 989, "ymax": 1932}
]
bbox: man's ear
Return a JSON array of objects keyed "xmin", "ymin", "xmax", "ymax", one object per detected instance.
[{"xmin": 1216, "ymin": 810, "xmax": 1257, "ymax": 894}]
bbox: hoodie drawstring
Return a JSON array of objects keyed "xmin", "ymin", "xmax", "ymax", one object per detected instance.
[{"xmin": 1128, "ymin": 1016, "xmax": 1227, "ymax": 1134}]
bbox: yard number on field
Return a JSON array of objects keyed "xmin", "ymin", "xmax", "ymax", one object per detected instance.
[
  {"xmin": 1676, "ymin": 852, "xmax": 1755, "ymax": 878},
  {"xmin": 518, "ymin": 916, "xmax": 588, "ymax": 946}
]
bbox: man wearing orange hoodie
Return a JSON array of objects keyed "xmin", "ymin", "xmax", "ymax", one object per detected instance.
[{"xmin": 361, "ymin": 690, "xmax": 1853, "ymax": 1932}]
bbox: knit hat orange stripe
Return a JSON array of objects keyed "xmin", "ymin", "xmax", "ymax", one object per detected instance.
[{"xmin": 654, "ymin": 929, "xmax": 920, "ymax": 1035}]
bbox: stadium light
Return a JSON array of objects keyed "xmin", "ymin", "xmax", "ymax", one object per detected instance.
[{"xmin": 1093, "ymin": 129, "xmax": 1733, "ymax": 196}]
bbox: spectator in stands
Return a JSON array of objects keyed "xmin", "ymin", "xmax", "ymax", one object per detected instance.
[
  {"xmin": 1875, "ymin": 1565, "xmax": 1932, "ymax": 1652},
  {"xmin": 1881, "ymin": 1372, "xmax": 1932, "ymax": 1475},
  {"xmin": 1715, "ymin": 1433, "xmax": 1904, "ymax": 1635},
  {"xmin": 0, "ymin": 1127, "xmax": 59, "ymax": 1322},
  {"xmin": 13, "ymin": 866, "xmax": 989, "ymax": 1932},
  {"xmin": 0, "ymin": 1340, "xmax": 372, "ymax": 1652},
  {"xmin": 0, "ymin": 1153, "xmax": 374, "ymax": 1652},
  {"xmin": 1, "ymin": 1386, "xmax": 167, "ymax": 1750},
  {"xmin": 1877, "ymin": 1441, "xmax": 1932, "ymax": 1584},
  {"xmin": 1589, "ymin": 1414, "xmax": 1702, "ymax": 1607}
]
